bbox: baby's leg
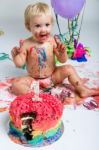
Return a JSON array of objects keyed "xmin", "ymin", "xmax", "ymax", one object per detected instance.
[
  {"xmin": 52, "ymin": 65, "xmax": 99, "ymax": 98},
  {"xmin": 11, "ymin": 76, "xmax": 35, "ymax": 95}
]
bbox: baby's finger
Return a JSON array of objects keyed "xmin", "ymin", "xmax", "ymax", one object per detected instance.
[
  {"xmin": 53, "ymin": 46, "xmax": 59, "ymax": 55},
  {"xmin": 11, "ymin": 47, "xmax": 16, "ymax": 54},
  {"xmin": 54, "ymin": 35, "xmax": 61, "ymax": 46},
  {"xmin": 11, "ymin": 50, "xmax": 16, "ymax": 57},
  {"xmin": 16, "ymin": 47, "xmax": 21, "ymax": 53},
  {"xmin": 53, "ymin": 46, "xmax": 57, "ymax": 53},
  {"xmin": 11, "ymin": 47, "xmax": 19, "ymax": 56},
  {"xmin": 12, "ymin": 47, "xmax": 19, "ymax": 52},
  {"xmin": 60, "ymin": 44, "xmax": 66, "ymax": 52}
]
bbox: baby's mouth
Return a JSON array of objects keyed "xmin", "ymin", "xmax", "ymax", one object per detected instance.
[{"xmin": 39, "ymin": 33, "xmax": 49, "ymax": 40}]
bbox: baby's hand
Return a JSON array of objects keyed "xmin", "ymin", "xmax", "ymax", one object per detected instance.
[
  {"xmin": 11, "ymin": 47, "xmax": 21, "ymax": 58},
  {"xmin": 53, "ymin": 35, "xmax": 66, "ymax": 56}
]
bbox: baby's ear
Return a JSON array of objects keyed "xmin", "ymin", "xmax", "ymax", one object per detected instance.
[{"xmin": 25, "ymin": 23, "xmax": 30, "ymax": 31}]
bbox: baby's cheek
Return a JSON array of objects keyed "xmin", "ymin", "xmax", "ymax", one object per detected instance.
[{"xmin": 33, "ymin": 31, "xmax": 39, "ymax": 38}]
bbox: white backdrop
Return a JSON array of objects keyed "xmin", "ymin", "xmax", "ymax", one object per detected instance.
[
  {"xmin": 0, "ymin": 0, "xmax": 99, "ymax": 58},
  {"xmin": 0, "ymin": 0, "xmax": 99, "ymax": 22}
]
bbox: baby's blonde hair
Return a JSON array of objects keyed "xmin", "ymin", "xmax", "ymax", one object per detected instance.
[{"xmin": 24, "ymin": 2, "xmax": 54, "ymax": 31}]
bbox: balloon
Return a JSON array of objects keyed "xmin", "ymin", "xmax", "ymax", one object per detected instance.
[{"xmin": 51, "ymin": 0, "xmax": 85, "ymax": 19}]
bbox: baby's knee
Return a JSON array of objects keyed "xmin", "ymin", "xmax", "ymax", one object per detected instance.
[
  {"xmin": 64, "ymin": 64, "xmax": 74, "ymax": 73},
  {"xmin": 11, "ymin": 79, "xmax": 22, "ymax": 94},
  {"xmin": 12, "ymin": 78, "xmax": 23, "ymax": 87},
  {"xmin": 11, "ymin": 77, "xmax": 31, "ymax": 95}
]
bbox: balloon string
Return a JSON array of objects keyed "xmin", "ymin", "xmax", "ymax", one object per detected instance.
[
  {"xmin": 68, "ymin": 19, "xmax": 76, "ymax": 44},
  {"xmin": 67, "ymin": 1, "xmax": 86, "ymax": 46},
  {"xmin": 55, "ymin": 14, "xmax": 62, "ymax": 35},
  {"xmin": 68, "ymin": 20, "xmax": 71, "ymax": 42},
  {"xmin": 77, "ymin": 0, "xmax": 86, "ymax": 43},
  {"xmin": 71, "ymin": 21, "xmax": 74, "ymax": 42}
]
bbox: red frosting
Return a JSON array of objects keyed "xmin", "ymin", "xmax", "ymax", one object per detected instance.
[{"xmin": 9, "ymin": 93, "xmax": 63, "ymax": 131}]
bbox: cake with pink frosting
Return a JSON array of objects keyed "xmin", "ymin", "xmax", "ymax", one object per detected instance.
[{"xmin": 8, "ymin": 92, "xmax": 64, "ymax": 147}]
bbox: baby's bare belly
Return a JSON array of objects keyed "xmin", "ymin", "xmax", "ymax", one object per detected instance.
[{"xmin": 26, "ymin": 64, "xmax": 55, "ymax": 79}]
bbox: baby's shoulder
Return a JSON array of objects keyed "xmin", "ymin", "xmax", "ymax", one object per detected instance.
[
  {"xmin": 21, "ymin": 37, "xmax": 35, "ymax": 50},
  {"xmin": 23, "ymin": 37, "xmax": 33, "ymax": 45}
]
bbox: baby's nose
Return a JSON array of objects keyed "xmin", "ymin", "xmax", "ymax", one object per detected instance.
[{"xmin": 41, "ymin": 26, "xmax": 46, "ymax": 32}]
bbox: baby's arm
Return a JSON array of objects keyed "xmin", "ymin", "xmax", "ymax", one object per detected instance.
[
  {"xmin": 53, "ymin": 35, "xmax": 68, "ymax": 63},
  {"xmin": 11, "ymin": 42, "xmax": 27, "ymax": 68}
]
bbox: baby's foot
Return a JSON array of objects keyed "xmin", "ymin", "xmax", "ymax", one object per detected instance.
[
  {"xmin": 81, "ymin": 78, "xmax": 89, "ymax": 84},
  {"xmin": 39, "ymin": 77, "xmax": 54, "ymax": 88},
  {"xmin": 79, "ymin": 87, "xmax": 99, "ymax": 98}
]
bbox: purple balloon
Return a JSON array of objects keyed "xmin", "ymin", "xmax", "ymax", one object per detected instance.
[{"xmin": 51, "ymin": 0, "xmax": 85, "ymax": 19}]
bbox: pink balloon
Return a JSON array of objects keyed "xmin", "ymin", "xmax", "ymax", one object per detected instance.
[{"xmin": 51, "ymin": 0, "xmax": 85, "ymax": 19}]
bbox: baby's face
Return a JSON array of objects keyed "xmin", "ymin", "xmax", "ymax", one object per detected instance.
[{"xmin": 29, "ymin": 14, "xmax": 53, "ymax": 43}]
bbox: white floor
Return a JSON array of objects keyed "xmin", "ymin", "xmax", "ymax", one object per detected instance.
[{"xmin": 0, "ymin": 0, "xmax": 99, "ymax": 150}]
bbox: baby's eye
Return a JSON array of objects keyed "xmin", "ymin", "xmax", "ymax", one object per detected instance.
[
  {"xmin": 35, "ymin": 24, "xmax": 41, "ymax": 28},
  {"xmin": 46, "ymin": 23, "xmax": 50, "ymax": 27}
]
